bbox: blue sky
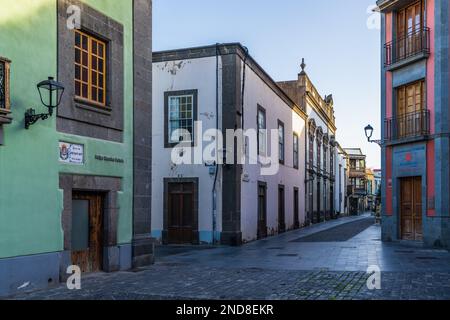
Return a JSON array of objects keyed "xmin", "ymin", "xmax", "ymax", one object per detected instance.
[{"xmin": 153, "ymin": 0, "xmax": 381, "ymax": 168}]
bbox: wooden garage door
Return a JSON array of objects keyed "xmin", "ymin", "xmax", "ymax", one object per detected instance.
[{"xmin": 400, "ymin": 177, "xmax": 423, "ymax": 241}]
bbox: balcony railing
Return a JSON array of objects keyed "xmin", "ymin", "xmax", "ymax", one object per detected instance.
[
  {"xmin": 385, "ymin": 27, "xmax": 430, "ymax": 67},
  {"xmin": 384, "ymin": 109, "xmax": 430, "ymax": 142}
]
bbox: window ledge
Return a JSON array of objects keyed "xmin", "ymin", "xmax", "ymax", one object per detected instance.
[
  {"xmin": 386, "ymin": 52, "xmax": 429, "ymax": 71},
  {"xmin": 0, "ymin": 108, "xmax": 12, "ymax": 125},
  {"xmin": 74, "ymin": 98, "xmax": 112, "ymax": 115},
  {"xmin": 384, "ymin": 134, "xmax": 430, "ymax": 146}
]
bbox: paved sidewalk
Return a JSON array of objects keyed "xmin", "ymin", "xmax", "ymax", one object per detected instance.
[
  {"xmin": 10, "ymin": 266, "xmax": 450, "ymax": 300},
  {"xmin": 7, "ymin": 213, "xmax": 450, "ymax": 300}
]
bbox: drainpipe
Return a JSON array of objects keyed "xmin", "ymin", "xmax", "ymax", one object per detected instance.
[{"xmin": 212, "ymin": 44, "xmax": 220, "ymax": 244}]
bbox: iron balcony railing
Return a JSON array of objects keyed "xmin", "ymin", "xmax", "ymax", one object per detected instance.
[
  {"xmin": 385, "ymin": 27, "xmax": 430, "ymax": 67},
  {"xmin": 384, "ymin": 109, "xmax": 430, "ymax": 141}
]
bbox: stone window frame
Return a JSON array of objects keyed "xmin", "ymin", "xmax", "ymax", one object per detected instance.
[
  {"xmin": 164, "ymin": 90, "xmax": 198, "ymax": 148},
  {"xmin": 57, "ymin": 0, "xmax": 124, "ymax": 143},
  {"xmin": 162, "ymin": 177, "xmax": 199, "ymax": 245}
]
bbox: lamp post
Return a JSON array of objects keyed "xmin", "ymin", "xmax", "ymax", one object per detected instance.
[
  {"xmin": 25, "ymin": 76, "xmax": 65, "ymax": 129},
  {"xmin": 364, "ymin": 124, "xmax": 383, "ymax": 147}
]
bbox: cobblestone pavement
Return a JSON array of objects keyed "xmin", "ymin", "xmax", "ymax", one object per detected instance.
[{"xmin": 8, "ymin": 214, "xmax": 450, "ymax": 300}]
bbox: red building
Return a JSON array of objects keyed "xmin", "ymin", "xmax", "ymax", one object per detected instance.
[{"xmin": 377, "ymin": 0, "xmax": 450, "ymax": 247}]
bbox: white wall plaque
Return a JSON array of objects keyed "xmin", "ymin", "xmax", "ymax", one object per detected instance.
[{"xmin": 59, "ymin": 142, "xmax": 84, "ymax": 165}]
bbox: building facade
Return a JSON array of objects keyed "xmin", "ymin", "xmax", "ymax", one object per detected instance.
[
  {"xmin": 366, "ymin": 168, "xmax": 376, "ymax": 211},
  {"xmin": 378, "ymin": 0, "xmax": 450, "ymax": 247},
  {"xmin": 335, "ymin": 143, "xmax": 350, "ymax": 215},
  {"xmin": 152, "ymin": 43, "xmax": 307, "ymax": 245},
  {"xmin": 0, "ymin": 0, "xmax": 153, "ymax": 297},
  {"xmin": 373, "ymin": 169, "xmax": 382, "ymax": 196},
  {"xmin": 345, "ymin": 148, "xmax": 367, "ymax": 215},
  {"xmin": 278, "ymin": 61, "xmax": 339, "ymax": 224}
]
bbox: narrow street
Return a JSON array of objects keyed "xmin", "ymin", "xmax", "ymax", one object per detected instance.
[{"xmin": 10, "ymin": 214, "xmax": 450, "ymax": 300}]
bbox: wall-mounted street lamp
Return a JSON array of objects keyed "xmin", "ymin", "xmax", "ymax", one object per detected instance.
[
  {"xmin": 25, "ymin": 77, "xmax": 65, "ymax": 129},
  {"xmin": 364, "ymin": 124, "xmax": 383, "ymax": 147}
]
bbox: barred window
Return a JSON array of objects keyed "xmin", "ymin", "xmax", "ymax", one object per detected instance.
[
  {"xmin": 0, "ymin": 58, "xmax": 10, "ymax": 111},
  {"xmin": 0, "ymin": 61, "xmax": 5, "ymax": 109}
]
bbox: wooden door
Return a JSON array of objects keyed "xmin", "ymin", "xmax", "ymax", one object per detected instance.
[
  {"xmin": 71, "ymin": 192, "xmax": 104, "ymax": 273},
  {"xmin": 397, "ymin": 1, "xmax": 424, "ymax": 59},
  {"xmin": 168, "ymin": 182, "xmax": 195, "ymax": 244},
  {"xmin": 316, "ymin": 181, "xmax": 321, "ymax": 222},
  {"xmin": 330, "ymin": 186, "xmax": 334, "ymax": 218},
  {"xmin": 257, "ymin": 183, "xmax": 267, "ymax": 239},
  {"xmin": 278, "ymin": 185, "xmax": 285, "ymax": 233},
  {"xmin": 294, "ymin": 188, "xmax": 300, "ymax": 229},
  {"xmin": 396, "ymin": 81, "xmax": 425, "ymax": 138},
  {"xmin": 400, "ymin": 177, "xmax": 423, "ymax": 241},
  {"xmin": 397, "ymin": 9, "xmax": 406, "ymax": 58}
]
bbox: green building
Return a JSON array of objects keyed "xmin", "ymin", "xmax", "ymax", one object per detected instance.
[{"xmin": 0, "ymin": 0, "xmax": 153, "ymax": 297}]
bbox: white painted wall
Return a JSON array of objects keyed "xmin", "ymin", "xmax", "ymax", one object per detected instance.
[
  {"xmin": 240, "ymin": 65, "xmax": 307, "ymax": 243},
  {"xmin": 153, "ymin": 53, "xmax": 308, "ymax": 244},
  {"xmin": 305, "ymin": 102, "xmax": 337, "ymax": 215},
  {"xmin": 152, "ymin": 57, "xmax": 223, "ymax": 243},
  {"xmin": 334, "ymin": 150, "xmax": 348, "ymax": 214}
]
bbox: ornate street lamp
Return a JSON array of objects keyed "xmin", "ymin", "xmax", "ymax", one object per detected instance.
[
  {"xmin": 364, "ymin": 124, "xmax": 383, "ymax": 146},
  {"xmin": 25, "ymin": 76, "xmax": 65, "ymax": 129}
]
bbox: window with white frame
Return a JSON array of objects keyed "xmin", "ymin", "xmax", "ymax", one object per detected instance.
[
  {"xmin": 278, "ymin": 121, "xmax": 285, "ymax": 164},
  {"xmin": 165, "ymin": 90, "xmax": 197, "ymax": 147},
  {"xmin": 293, "ymin": 133, "xmax": 299, "ymax": 169},
  {"xmin": 257, "ymin": 105, "xmax": 267, "ymax": 155}
]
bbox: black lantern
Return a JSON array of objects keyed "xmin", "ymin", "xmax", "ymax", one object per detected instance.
[
  {"xmin": 25, "ymin": 76, "xmax": 65, "ymax": 129},
  {"xmin": 364, "ymin": 124, "xmax": 374, "ymax": 141},
  {"xmin": 364, "ymin": 124, "xmax": 382, "ymax": 146}
]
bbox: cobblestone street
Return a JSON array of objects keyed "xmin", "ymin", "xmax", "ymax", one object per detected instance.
[{"xmin": 9, "ymin": 214, "xmax": 450, "ymax": 300}]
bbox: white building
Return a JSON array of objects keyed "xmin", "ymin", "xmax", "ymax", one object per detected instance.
[
  {"xmin": 335, "ymin": 143, "xmax": 349, "ymax": 215},
  {"xmin": 152, "ymin": 44, "xmax": 307, "ymax": 245},
  {"xmin": 278, "ymin": 60, "xmax": 340, "ymax": 224}
]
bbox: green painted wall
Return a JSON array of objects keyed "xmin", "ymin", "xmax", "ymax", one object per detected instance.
[{"xmin": 0, "ymin": 0, "xmax": 134, "ymax": 259}]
